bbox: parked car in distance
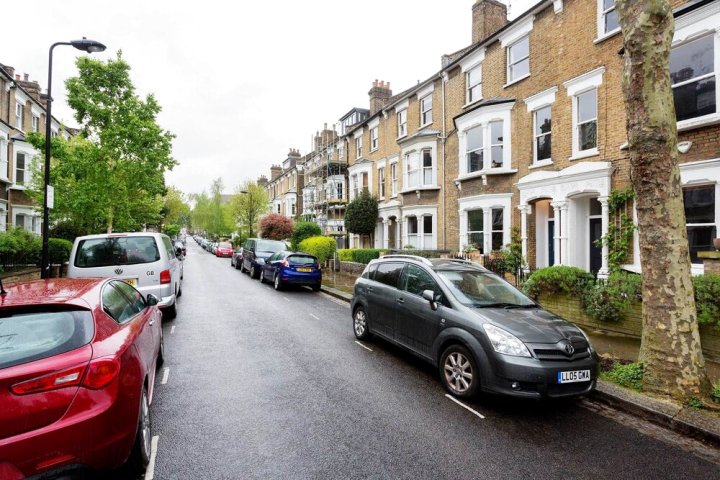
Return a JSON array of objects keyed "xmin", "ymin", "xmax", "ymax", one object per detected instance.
[
  {"xmin": 240, "ymin": 238, "xmax": 288, "ymax": 279},
  {"xmin": 260, "ymin": 251, "xmax": 322, "ymax": 291},
  {"xmin": 67, "ymin": 232, "xmax": 182, "ymax": 319},
  {"xmin": 215, "ymin": 241, "xmax": 233, "ymax": 258},
  {"xmin": 231, "ymin": 247, "xmax": 244, "ymax": 269},
  {"xmin": 0, "ymin": 278, "xmax": 163, "ymax": 479},
  {"xmin": 174, "ymin": 240, "xmax": 186, "ymax": 258},
  {"xmin": 351, "ymin": 255, "xmax": 599, "ymax": 400}
]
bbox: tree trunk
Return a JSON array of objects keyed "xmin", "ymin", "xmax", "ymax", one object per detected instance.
[
  {"xmin": 107, "ymin": 207, "xmax": 114, "ymax": 234},
  {"xmin": 617, "ymin": 0, "xmax": 709, "ymax": 401}
]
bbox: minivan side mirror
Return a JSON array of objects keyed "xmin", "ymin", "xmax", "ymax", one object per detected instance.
[
  {"xmin": 422, "ymin": 289, "xmax": 441, "ymax": 311},
  {"xmin": 146, "ymin": 294, "xmax": 159, "ymax": 307}
]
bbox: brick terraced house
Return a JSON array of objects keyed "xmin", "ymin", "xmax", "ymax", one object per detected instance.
[{"xmin": 265, "ymin": 0, "xmax": 719, "ymax": 276}]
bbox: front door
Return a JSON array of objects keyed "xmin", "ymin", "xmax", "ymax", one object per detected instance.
[{"xmin": 589, "ymin": 218, "xmax": 602, "ymax": 274}]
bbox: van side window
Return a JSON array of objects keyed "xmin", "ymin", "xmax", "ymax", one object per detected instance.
[
  {"xmin": 373, "ymin": 262, "xmax": 405, "ymax": 289},
  {"xmin": 162, "ymin": 237, "xmax": 176, "ymax": 259}
]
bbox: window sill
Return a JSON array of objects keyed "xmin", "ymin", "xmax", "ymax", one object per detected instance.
[
  {"xmin": 456, "ymin": 168, "xmax": 518, "ymax": 181},
  {"xmin": 593, "ymin": 28, "xmax": 621, "ymax": 45},
  {"xmin": 0, "ymin": 176, "xmax": 11, "ymax": 184},
  {"xmin": 370, "ymin": 148, "xmax": 378, "ymax": 153},
  {"xmin": 400, "ymin": 186, "xmax": 441, "ymax": 194},
  {"xmin": 529, "ymin": 159, "xmax": 554, "ymax": 169},
  {"xmin": 503, "ymin": 73, "xmax": 531, "ymax": 89},
  {"xmin": 677, "ymin": 113, "xmax": 720, "ymax": 133},
  {"xmin": 419, "ymin": 121, "xmax": 433, "ymax": 130},
  {"xmin": 397, "ymin": 134, "xmax": 408, "ymax": 141},
  {"xmin": 8, "ymin": 184, "xmax": 26, "ymax": 190},
  {"xmin": 569, "ymin": 148, "xmax": 599, "ymax": 161}
]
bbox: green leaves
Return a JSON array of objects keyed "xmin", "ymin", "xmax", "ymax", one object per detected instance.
[
  {"xmin": 28, "ymin": 52, "xmax": 176, "ymax": 234},
  {"xmin": 344, "ymin": 191, "xmax": 378, "ymax": 235}
]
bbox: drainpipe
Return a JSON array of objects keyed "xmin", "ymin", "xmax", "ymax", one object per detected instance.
[{"xmin": 441, "ymin": 72, "xmax": 448, "ymax": 250}]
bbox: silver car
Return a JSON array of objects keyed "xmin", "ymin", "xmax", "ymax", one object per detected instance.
[{"xmin": 67, "ymin": 232, "xmax": 183, "ymax": 319}]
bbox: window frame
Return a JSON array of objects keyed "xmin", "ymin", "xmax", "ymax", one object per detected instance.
[
  {"xmin": 507, "ymin": 35, "xmax": 530, "ymax": 85},
  {"xmin": 378, "ymin": 166, "xmax": 386, "ymax": 199},
  {"xmin": 15, "ymin": 103, "xmax": 23, "ymax": 130},
  {"xmin": 683, "ymin": 184, "xmax": 717, "ymax": 264},
  {"xmin": 370, "ymin": 126, "xmax": 379, "ymax": 151},
  {"xmin": 466, "ymin": 64, "xmax": 482, "ymax": 105},
  {"xmin": 420, "ymin": 94, "xmax": 433, "ymax": 126},
  {"xmin": 397, "ymin": 109, "xmax": 408, "ymax": 138},
  {"xmin": 355, "ymin": 136, "xmax": 363, "ymax": 159},
  {"xmin": 597, "ymin": 0, "xmax": 620, "ymax": 38},
  {"xmin": 390, "ymin": 162, "xmax": 398, "ymax": 196},
  {"xmin": 15, "ymin": 152, "xmax": 26, "ymax": 186},
  {"xmin": 574, "ymin": 88, "xmax": 598, "ymax": 156},
  {"xmin": 670, "ymin": 33, "xmax": 716, "ymax": 124},
  {"xmin": 533, "ymin": 105, "xmax": 552, "ymax": 164}
]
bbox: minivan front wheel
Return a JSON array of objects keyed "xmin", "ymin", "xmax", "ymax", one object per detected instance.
[
  {"xmin": 440, "ymin": 345, "xmax": 479, "ymax": 399},
  {"xmin": 353, "ymin": 306, "xmax": 372, "ymax": 340}
]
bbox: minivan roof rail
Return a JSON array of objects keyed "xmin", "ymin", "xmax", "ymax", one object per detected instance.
[{"xmin": 381, "ymin": 254, "xmax": 433, "ymax": 266}]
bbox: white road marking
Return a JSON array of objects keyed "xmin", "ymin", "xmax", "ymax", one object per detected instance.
[
  {"xmin": 445, "ymin": 394, "xmax": 486, "ymax": 419},
  {"xmin": 283, "ymin": 297, "xmax": 290, "ymax": 302},
  {"xmin": 355, "ymin": 341, "xmax": 373, "ymax": 352},
  {"xmin": 144, "ymin": 435, "xmax": 160, "ymax": 480},
  {"xmin": 170, "ymin": 326, "xmax": 176, "ymax": 335},
  {"xmin": 310, "ymin": 314, "xmax": 320, "ymax": 320},
  {"xmin": 161, "ymin": 368, "xmax": 170, "ymax": 385}
]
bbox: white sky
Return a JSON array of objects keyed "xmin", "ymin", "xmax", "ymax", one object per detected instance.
[{"xmin": 1, "ymin": 0, "xmax": 534, "ymax": 195}]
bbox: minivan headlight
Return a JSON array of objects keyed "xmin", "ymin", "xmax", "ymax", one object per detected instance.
[{"xmin": 482, "ymin": 324, "xmax": 531, "ymax": 357}]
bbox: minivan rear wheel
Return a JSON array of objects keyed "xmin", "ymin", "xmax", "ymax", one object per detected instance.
[
  {"xmin": 440, "ymin": 345, "xmax": 479, "ymax": 399},
  {"xmin": 353, "ymin": 306, "xmax": 372, "ymax": 340}
]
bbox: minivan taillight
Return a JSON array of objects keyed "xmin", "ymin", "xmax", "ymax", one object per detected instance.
[{"xmin": 160, "ymin": 269, "xmax": 171, "ymax": 284}]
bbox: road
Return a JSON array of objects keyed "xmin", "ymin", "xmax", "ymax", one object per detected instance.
[{"xmin": 148, "ymin": 240, "xmax": 720, "ymax": 480}]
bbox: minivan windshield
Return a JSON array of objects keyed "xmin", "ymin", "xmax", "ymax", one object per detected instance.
[
  {"xmin": 256, "ymin": 240, "xmax": 286, "ymax": 252},
  {"xmin": 75, "ymin": 237, "xmax": 160, "ymax": 267},
  {"xmin": 436, "ymin": 270, "xmax": 536, "ymax": 308}
]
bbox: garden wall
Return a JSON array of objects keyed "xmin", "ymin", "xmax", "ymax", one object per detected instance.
[{"xmin": 538, "ymin": 293, "xmax": 720, "ymax": 362}]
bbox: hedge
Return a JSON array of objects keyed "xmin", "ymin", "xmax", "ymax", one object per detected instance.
[
  {"xmin": 48, "ymin": 238, "xmax": 73, "ymax": 264},
  {"xmin": 337, "ymin": 248, "xmax": 386, "ymax": 264},
  {"xmin": 298, "ymin": 236, "xmax": 337, "ymax": 266},
  {"xmin": 522, "ymin": 265, "xmax": 595, "ymax": 299}
]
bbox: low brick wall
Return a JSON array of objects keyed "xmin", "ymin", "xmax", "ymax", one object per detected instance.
[
  {"xmin": 338, "ymin": 261, "xmax": 366, "ymax": 275},
  {"xmin": 0, "ymin": 269, "xmax": 41, "ymax": 284},
  {"xmin": 538, "ymin": 293, "xmax": 720, "ymax": 362}
]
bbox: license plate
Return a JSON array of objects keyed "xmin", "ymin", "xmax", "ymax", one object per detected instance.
[
  {"xmin": 557, "ymin": 370, "xmax": 590, "ymax": 384},
  {"xmin": 297, "ymin": 267, "xmax": 312, "ymax": 272},
  {"xmin": 123, "ymin": 278, "xmax": 138, "ymax": 287}
]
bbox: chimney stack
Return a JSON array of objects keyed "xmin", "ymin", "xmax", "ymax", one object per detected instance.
[
  {"xmin": 472, "ymin": 0, "xmax": 508, "ymax": 44},
  {"xmin": 257, "ymin": 175, "xmax": 269, "ymax": 188},
  {"xmin": 270, "ymin": 165, "xmax": 282, "ymax": 180},
  {"xmin": 368, "ymin": 79, "xmax": 393, "ymax": 115}
]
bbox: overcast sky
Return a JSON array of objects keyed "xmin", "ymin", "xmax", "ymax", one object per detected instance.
[{"xmin": 1, "ymin": 0, "xmax": 534, "ymax": 195}]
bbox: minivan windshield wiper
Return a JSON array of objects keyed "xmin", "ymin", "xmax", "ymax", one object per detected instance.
[{"xmin": 476, "ymin": 302, "xmax": 537, "ymax": 309}]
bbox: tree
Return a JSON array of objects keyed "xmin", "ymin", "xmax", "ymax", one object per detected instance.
[
  {"xmin": 230, "ymin": 181, "xmax": 269, "ymax": 238},
  {"xmin": 345, "ymin": 191, "xmax": 378, "ymax": 238},
  {"xmin": 291, "ymin": 222, "xmax": 322, "ymax": 250},
  {"xmin": 27, "ymin": 52, "xmax": 175, "ymax": 233},
  {"xmin": 162, "ymin": 186, "xmax": 191, "ymax": 229},
  {"xmin": 190, "ymin": 191, "xmax": 211, "ymax": 235},
  {"xmin": 207, "ymin": 178, "xmax": 232, "ymax": 238},
  {"xmin": 259, "ymin": 213, "xmax": 293, "ymax": 240},
  {"xmin": 617, "ymin": 0, "xmax": 710, "ymax": 401}
]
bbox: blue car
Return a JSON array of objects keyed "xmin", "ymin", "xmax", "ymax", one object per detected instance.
[{"xmin": 260, "ymin": 251, "xmax": 322, "ymax": 291}]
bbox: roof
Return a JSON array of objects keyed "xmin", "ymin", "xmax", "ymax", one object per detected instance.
[{"xmin": 0, "ymin": 278, "xmax": 104, "ymax": 308}]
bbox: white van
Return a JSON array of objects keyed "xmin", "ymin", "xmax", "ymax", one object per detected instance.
[{"xmin": 67, "ymin": 232, "xmax": 183, "ymax": 319}]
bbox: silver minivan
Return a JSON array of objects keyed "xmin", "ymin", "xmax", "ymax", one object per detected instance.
[{"xmin": 68, "ymin": 232, "xmax": 183, "ymax": 319}]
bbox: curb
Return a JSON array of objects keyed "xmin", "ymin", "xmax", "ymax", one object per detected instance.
[
  {"xmin": 321, "ymin": 284, "xmax": 720, "ymax": 447},
  {"xmin": 590, "ymin": 380, "xmax": 720, "ymax": 448}
]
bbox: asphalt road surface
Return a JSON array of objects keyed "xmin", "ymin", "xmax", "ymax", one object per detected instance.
[{"xmin": 146, "ymin": 240, "xmax": 720, "ymax": 480}]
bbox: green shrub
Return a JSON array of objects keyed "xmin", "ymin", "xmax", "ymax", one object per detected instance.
[
  {"xmin": 712, "ymin": 382, "xmax": 720, "ymax": 403},
  {"xmin": 0, "ymin": 227, "xmax": 41, "ymax": 267},
  {"xmin": 603, "ymin": 362, "xmax": 644, "ymax": 391},
  {"xmin": 523, "ymin": 265, "xmax": 594, "ymax": 299},
  {"xmin": 583, "ymin": 271, "xmax": 642, "ymax": 322},
  {"xmin": 352, "ymin": 249, "xmax": 385, "ymax": 264},
  {"xmin": 291, "ymin": 222, "xmax": 322, "ymax": 250},
  {"xmin": 48, "ymin": 238, "xmax": 73, "ymax": 264},
  {"xmin": 298, "ymin": 236, "xmax": 337, "ymax": 266},
  {"xmin": 692, "ymin": 274, "xmax": 720, "ymax": 328},
  {"xmin": 337, "ymin": 249, "xmax": 353, "ymax": 261}
]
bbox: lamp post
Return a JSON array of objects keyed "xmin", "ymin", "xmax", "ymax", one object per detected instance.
[{"xmin": 41, "ymin": 38, "xmax": 105, "ymax": 279}]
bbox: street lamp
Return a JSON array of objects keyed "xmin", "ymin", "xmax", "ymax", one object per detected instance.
[{"xmin": 41, "ymin": 38, "xmax": 106, "ymax": 279}]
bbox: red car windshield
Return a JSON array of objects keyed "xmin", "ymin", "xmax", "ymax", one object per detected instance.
[
  {"xmin": 0, "ymin": 309, "xmax": 94, "ymax": 369},
  {"xmin": 218, "ymin": 242, "xmax": 232, "ymax": 249}
]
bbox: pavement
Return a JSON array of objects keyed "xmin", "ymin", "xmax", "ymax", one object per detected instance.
[{"xmin": 320, "ymin": 284, "xmax": 720, "ymax": 449}]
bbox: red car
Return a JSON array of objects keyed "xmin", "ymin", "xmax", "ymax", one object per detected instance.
[
  {"xmin": 215, "ymin": 241, "xmax": 233, "ymax": 258},
  {"xmin": 0, "ymin": 278, "xmax": 163, "ymax": 479}
]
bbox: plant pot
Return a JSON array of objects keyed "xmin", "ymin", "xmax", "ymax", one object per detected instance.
[{"xmin": 714, "ymin": 238, "xmax": 720, "ymax": 251}]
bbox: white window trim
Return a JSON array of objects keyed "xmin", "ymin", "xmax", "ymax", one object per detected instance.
[
  {"xmin": 377, "ymin": 166, "xmax": 386, "ymax": 200},
  {"xmin": 402, "ymin": 205, "xmax": 438, "ymax": 250},
  {"xmin": 498, "ymin": 15, "xmax": 534, "ymax": 48},
  {"xmin": 389, "ymin": 156, "xmax": 399, "ymax": 198},
  {"xmin": 458, "ymin": 194, "xmax": 512, "ymax": 253},
  {"xmin": 456, "ymin": 101, "xmax": 515, "ymax": 178},
  {"xmin": 397, "ymin": 109, "xmax": 408, "ymax": 139},
  {"xmin": 505, "ymin": 36, "xmax": 531, "ymax": 87},
  {"xmin": 355, "ymin": 135, "xmax": 363, "ymax": 160},
  {"xmin": 524, "ymin": 86, "xmax": 558, "ymax": 112},
  {"xmin": 347, "ymin": 163, "xmax": 373, "ymax": 200},
  {"xmin": 672, "ymin": 5, "xmax": 720, "ymax": 132},
  {"xmin": 416, "ymin": 83, "xmax": 434, "ymax": 100},
  {"xmin": 400, "ymin": 140, "xmax": 438, "ymax": 192},
  {"xmin": 419, "ymin": 94, "xmax": 433, "ymax": 127},
  {"xmin": 533, "ymin": 106, "xmax": 553, "ymax": 165},
  {"xmin": 564, "ymin": 67, "xmax": 604, "ymax": 160},
  {"xmin": 370, "ymin": 126, "xmax": 379, "ymax": 152},
  {"xmin": 596, "ymin": 0, "xmax": 620, "ymax": 42},
  {"xmin": 0, "ymin": 128, "xmax": 9, "ymax": 182},
  {"xmin": 465, "ymin": 64, "xmax": 483, "ymax": 107}
]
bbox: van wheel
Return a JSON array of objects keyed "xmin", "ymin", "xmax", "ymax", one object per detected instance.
[{"xmin": 164, "ymin": 301, "xmax": 177, "ymax": 320}]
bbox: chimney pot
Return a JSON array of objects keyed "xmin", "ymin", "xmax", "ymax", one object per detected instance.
[
  {"xmin": 15, "ymin": 74, "xmax": 20, "ymax": 80},
  {"xmin": 23, "ymin": 73, "xmax": 29, "ymax": 81}
]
